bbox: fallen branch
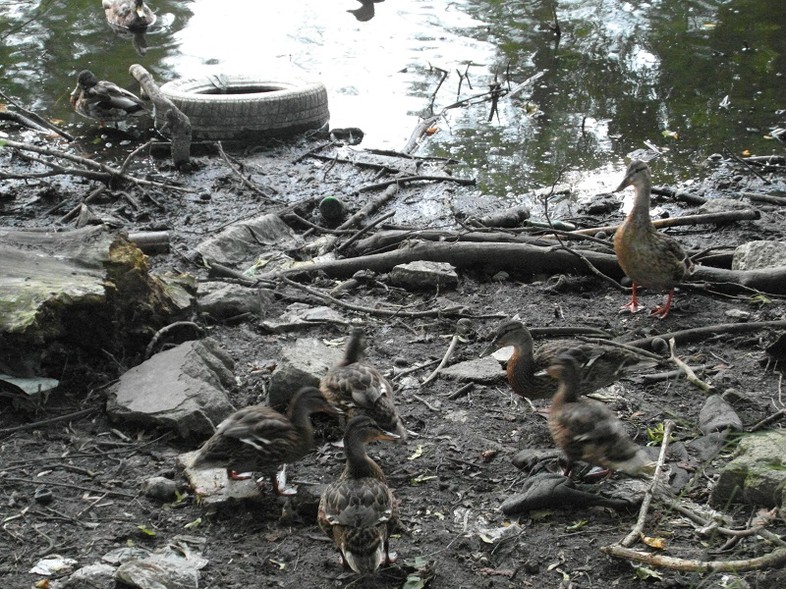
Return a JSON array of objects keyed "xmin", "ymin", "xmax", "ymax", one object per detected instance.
[
  {"xmin": 217, "ymin": 141, "xmax": 274, "ymax": 199},
  {"xmin": 278, "ymin": 275, "xmax": 467, "ymax": 318},
  {"xmin": 421, "ymin": 319, "xmax": 473, "ymax": 386},
  {"xmin": 626, "ymin": 321, "xmax": 786, "ymax": 351},
  {"xmin": 620, "ymin": 420, "xmax": 674, "ymax": 547},
  {"xmin": 0, "ymin": 89, "xmax": 74, "ymax": 141},
  {"xmin": 357, "ymin": 173, "xmax": 476, "ymax": 193},
  {"xmin": 602, "ymin": 544, "xmax": 786, "ymax": 573},
  {"xmin": 129, "ymin": 64, "xmax": 191, "ymax": 167},
  {"xmin": 1, "ymin": 139, "xmax": 189, "ymax": 191},
  {"xmin": 565, "ymin": 209, "xmax": 761, "ymax": 237},
  {"xmin": 668, "ymin": 338, "xmax": 714, "ymax": 392}
]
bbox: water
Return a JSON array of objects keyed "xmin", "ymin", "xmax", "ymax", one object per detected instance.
[{"xmin": 1, "ymin": 0, "xmax": 784, "ymax": 206}]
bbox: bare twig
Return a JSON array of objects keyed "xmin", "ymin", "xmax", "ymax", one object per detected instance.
[
  {"xmin": 620, "ymin": 420, "xmax": 674, "ymax": 547},
  {"xmin": 217, "ymin": 141, "xmax": 274, "ymax": 199},
  {"xmin": 668, "ymin": 338, "xmax": 715, "ymax": 392},
  {"xmin": 602, "ymin": 544, "xmax": 786, "ymax": 573}
]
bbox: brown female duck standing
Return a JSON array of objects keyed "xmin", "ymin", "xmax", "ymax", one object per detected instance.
[
  {"xmin": 547, "ymin": 353, "xmax": 654, "ymax": 477},
  {"xmin": 480, "ymin": 319, "xmax": 657, "ymax": 401},
  {"xmin": 103, "ymin": 0, "xmax": 157, "ymax": 31},
  {"xmin": 613, "ymin": 160, "xmax": 694, "ymax": 318},
  {"xmin": 319, "ymin": 415, "xmax": 400, "ymax": 575},
  {"xmin": 320, "ymin": 327, "xmax": 407, "ymax": 439},
  {"xmin": 191, "ymin": 387, "xmax": 340, "ymax": 495}
]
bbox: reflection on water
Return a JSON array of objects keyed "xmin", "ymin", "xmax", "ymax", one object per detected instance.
[{"xmin": 1, "ymin": 0, "xmax": 784, "ymax": 205}]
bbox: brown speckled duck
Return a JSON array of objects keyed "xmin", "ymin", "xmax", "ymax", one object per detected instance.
[
  {"xmin": 613, "ymin": 160, "xmax": 694, "ymax": 318},
  {"xmin": 547, "ymin": 353, "xmax": 655, "ymax": 477},
  {"xmin": 69, "ymin": 70, "xmax": 146, "ymax": 125},
  {"xmin": 320, "ymin": 327, "xmax": 407, "ymax": 440},
  {"xmin": 480, "ymin": 319, "xmax": 657, "ymax": 401},
  {"xmin": 319, "ymin": 415, "xmax": 399, "ymax": 575},
  {"xmin": 191, "ymin": 387, "xmax": 340, "ymax": 495},
  {"xmin": 103, "ymin": 0, "xmax": 157, "ymax": 31}
]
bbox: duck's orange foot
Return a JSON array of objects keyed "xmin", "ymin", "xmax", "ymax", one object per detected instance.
[
  {"xmin": 619, "ymin": 299, "xmax": 645, "ymax": 314},
  {"xmin": 649, "ymin": 305, "xmax": 671, "ymax": 319},
  {"xmin": 227, "ymin": 469, "xmax": 253, "ymax": 481},
  {"xmin": 385, "ymin": 550, "xmax": 398, "ymax": 565}
]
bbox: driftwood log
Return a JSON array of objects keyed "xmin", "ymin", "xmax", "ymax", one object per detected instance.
[
  {"xmin": 129, "ymin": 64, "xmax": 191, "ymax": 167},
  {"xmin": 267, "ymin": 239, "xmax": 786, "ymax": 295}
]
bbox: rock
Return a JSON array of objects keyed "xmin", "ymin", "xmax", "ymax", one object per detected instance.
[
  {"xmin": 260, "ymin": 303, "xmax": 346, "ymax": 333},
  {"xmin": 0, "ymin": 225, "xmax": 191, "ymax": 377},
  {"xmin": 711, "ymin": 430, "xmax": 786, "ymax": 507},
  {"xmin": 197, "ymin": 281, "xmax": 272, "ymax": 319},
  {"xmin": 107, "ymin": 339, "xmax": 236, "ymax": 438},
  {"xmin": 177, "ymin": 449, "xmax": 266, "ymax": 507},
  {"xmin": 267, "ymin": 337, "xmax": 343, "ymax": 409},
  {"xmin": 724, "ymin": 308, "xmax": 751, "ymax": 321},
  {"xmin": 142, "ymin": 476, "xmax": 178, "ymax": 502},
  {"xmin": 192, "ymin": 213, "xmax": 301, "ymax": 266},
  {"xmin": 439, "ymin": 356, "xmax": 507, "ymax": 384},
  {"xmin": 732, "ymin": 240, "xmax": 786, "ymax": 271},
  {"xmin": 389, "ymin": 261, "xmax": 459, "ymax": 291},
  {"xmin": 698, "ymin": 394, "xmax": 742, "ymax": 434}
]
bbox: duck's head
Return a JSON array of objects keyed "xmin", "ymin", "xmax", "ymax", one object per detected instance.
[
  {"xmin": 134, "ymin": 0, "xmax": 147, "ymax": 17},
  {"xmin": 75, "ymin": 70, "xmax": 98, "ymax": 90},
  {"xmin": 546, "ymin": 351, "xmax": 581, "ymax": 382},
  {"xmin": 290, "ymin": 386, "xmax": 342, "ymax": 418},
  {"xmin": 614, "ymin": 160, "xmax": 651, "ymax": 192},
  {"xmin": 344, "ymin": 415, "xmax": 400, "ymax": 446},
  {"xmin": 480, "ymin": 319, "xmax": 533, "ymax": 357}
]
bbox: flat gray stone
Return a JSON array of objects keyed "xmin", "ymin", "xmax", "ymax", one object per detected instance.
[
  {"xmin": 177, "ymin": 450, "xmax": 264, "ymax": 507},
  {"xmin": 193, "ymin": 213, "xmax": 300, "ymax": 266},
  {"xmin": 389, "ymin": 261, "xmax": 459, "ymax": 290},
  {"xmin": 711, "ymin": 430, "xmax": 786, "ymax": 507},
  {"xmin": 107, "ymin": 339, "xmax": 236, "ymax": 437},
  {"xmin": 198, "ymin": 281, "xmax": 272, "ymax": 319},
  {"xmin": 732, "ymin": 240, "xmax": 786, "ymax": 271},
  {"xmin": 438, "ymin": 356, "xmax": 507, "ymax": 384},
  {"xmin": 698, "ymin": 394, "xmax": 742, "ymax": 434},
  {"xmin": 268, "ymin": 337, "xmax": 344, "ymax": 409}
]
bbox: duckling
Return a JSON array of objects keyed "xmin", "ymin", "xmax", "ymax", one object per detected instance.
[
  {"xmin": 191, "ymin": 387, "xmax": 340, "ymax": 495},
  {"xmin": 319, "ymin": 415, "xmax": 400, "ymax": 575},
  {"xmin": 547, "ymin": 353, "xmax": 655, "ymax": 477},
  {"xmin": 613, "ymin": 160, "xmax": 694, "ymax": 318},
  {"xmin": 69, "ymin": 70, "xmax": 147, "ymax": 126},
  {"xmin": 103, "ymin": 0, "xmax": 157, "ymax": 31},
  {"xmin": 320, "ymin": 327, "xmax": 407, "ymax": 440},
  {"xmin": 480, "ymin": 319, "xmax": 657, "ymax": 401}
]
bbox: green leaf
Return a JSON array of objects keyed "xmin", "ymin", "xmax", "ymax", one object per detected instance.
[
  {"xmin": 634, "ymin": 565, "xmax": 663, "ymax": 580},
  {"xmin": 137, "ymin": 525, "xmax": 156, "ymax": 537}
]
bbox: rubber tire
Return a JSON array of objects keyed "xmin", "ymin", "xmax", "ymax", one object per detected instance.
[{"xmin": 159, "ymin": 74, "xmax": 330, "ymax": 141}]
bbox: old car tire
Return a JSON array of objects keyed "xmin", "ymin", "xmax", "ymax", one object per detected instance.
[{"xmin": 159, "ymin": 74, "xmax": 330, "ymax": 140}]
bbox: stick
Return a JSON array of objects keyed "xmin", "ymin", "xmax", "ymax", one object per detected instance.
[
  {"xmin": 217, "ymin": 141, "xmax": 274, "ymax": 199},
  {"xmin": 0, "ymin": 408, "xmax": 97, "ymax": 436},
  {"xmin": 129, "ymin": 64, "xmax": 191, "ymax": 167},
  {"xmin": 564, "ymin": 209, "xmax": 761, "ymax": 237},
  {"xmin": 668, "ymin": 338, "xmax": 714, "ymax": 392},
  {"xmin": 601, "ymin": 545, "xmax": 786, "ymax": 573},
  {"xmin": 620, "ymin": 420, "xmax": 674, "ymax": 547},
  {"xmin": 627, "ymin": 321, "xmax": 786, "ymax": 351}
]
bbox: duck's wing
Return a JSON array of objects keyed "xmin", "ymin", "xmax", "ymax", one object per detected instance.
[{"xmin": 89, "ymin": 81, "xmax": 145, "ymax": 112}]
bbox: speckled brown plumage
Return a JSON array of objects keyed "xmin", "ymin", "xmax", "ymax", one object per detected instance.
[
  {"xmin": 103, "ymin": 0, "xmax": 156, "ymax": 30},
  {"xmin": 318, "ymin": 416, "xmax": 399, "ymax": 575},
  {"xmin": 480, "ymin": 320, "xmax": 656, "ymax": 400},
  {"xmin": 546, "ymin": 353, "xmax": 655, "ymax": 477},
  {"xmin": 69, "ymin": 70, "xmax": 146, "ymax": 125},
  {"xmin": 191, "ymin": 387, "xmax": 339, "ymax": 492},
  {"xmin": 320, "ymin": 327, "xmax": 407, "ymax": 439},
  {"xmin": 613, "ymin": 160, "xmax": 694, "ymax": 318}
]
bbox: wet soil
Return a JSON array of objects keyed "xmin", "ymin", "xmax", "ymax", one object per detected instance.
[{"xmin": 1, "ymin": 134, "xmax": 786, "ymax": 589}]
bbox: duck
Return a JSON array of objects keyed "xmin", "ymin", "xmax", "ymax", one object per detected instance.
[
  {"xmin": 546, "ymin": 352, "xmax": 655, "ymax": 477},
  {"xmin": 191, "ymin": 386, "xmax": 341, "ymax": 495},
  {"xmin": 103, "ymin": 0, "xmax": 157, "ymax": 31},
  {"xmin": 347, "ymin": 0, "xmax": 383, "ymax": 22},
  {"xmin": 69, "ymin": 70, "xmax": 147, "ymax": 125},
  {"xmin": 318, "ymin": 415, "xmax": 400, "ymax": 575},
  {"xmin": 320, "ymin": 327, "xmax": 407, "ymax": 440},
  {"xmin": 613, "ymin": 160, "xmax": 694, "ymax": 319},
  {"xmin": 480, "ymin": 319, "xmax": 658, "ymax": 401}
]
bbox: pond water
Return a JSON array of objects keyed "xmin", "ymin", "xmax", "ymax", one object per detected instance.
[{"xmin": 1, "ymin": 0, "xmax": 785, "ymax": 206}]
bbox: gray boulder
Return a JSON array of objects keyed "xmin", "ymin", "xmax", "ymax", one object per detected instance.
[
  {"xmin": 732, "ymin": 240, "xmax": 786, "ymax": 271},
  {"xmin": 107, "ymin": 339, "xmax": 236, "ymax": 437},
  {"xmin": 268, "ymin": 337, "xmax": 344, "ymax": 409}
]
